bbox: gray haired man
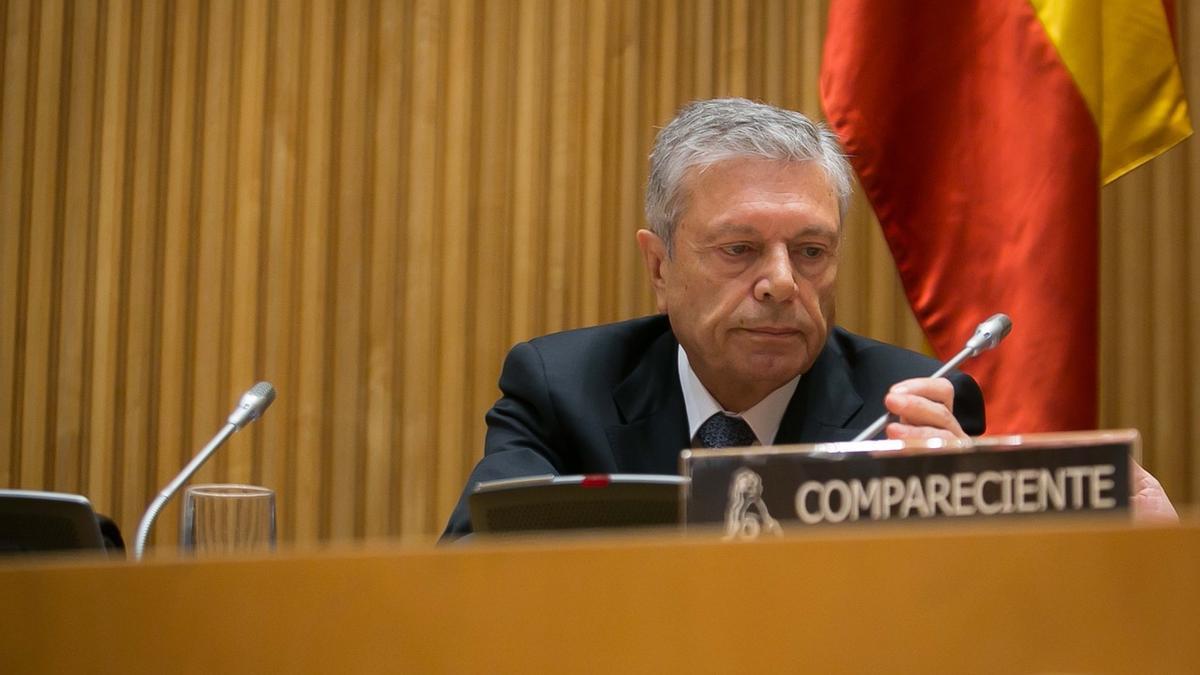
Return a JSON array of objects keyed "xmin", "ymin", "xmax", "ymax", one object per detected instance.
[{"xmin": 446, "ymin": 98, "xmax": 1002, "ymax": 539}]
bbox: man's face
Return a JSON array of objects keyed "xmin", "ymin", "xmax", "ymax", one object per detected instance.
[{"xmin": 637, "ymin": 158, "xmax": 840, "ymax": 411}]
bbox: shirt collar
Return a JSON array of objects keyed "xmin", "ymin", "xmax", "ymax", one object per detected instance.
[{"xmin": 677, "ymin": 345, "xmax": 801, "ymax": 446}]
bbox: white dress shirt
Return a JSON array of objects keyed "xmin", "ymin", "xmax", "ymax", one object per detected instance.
[{"xmin": 677, "ymin": 346, "xmax": 801, "ymax": 447}]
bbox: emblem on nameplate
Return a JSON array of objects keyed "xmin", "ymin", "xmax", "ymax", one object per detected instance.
[{"xmin": 722, "ymin": 468, "xmax": 783, "ymax": 540}]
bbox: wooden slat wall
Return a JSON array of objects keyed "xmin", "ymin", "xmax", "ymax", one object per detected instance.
[
  {"xmin": 1099, "ymin": 0, "xmax": 1200, "ymax": 508},
  {"xmin": 0, "ymin": 0, "xmax": 1196, "ymax": 546}
]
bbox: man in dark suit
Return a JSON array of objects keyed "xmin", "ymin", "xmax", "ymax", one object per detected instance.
[{"xmin": 443, "ymin": 99, "xmax": 986, "ymax": 539}]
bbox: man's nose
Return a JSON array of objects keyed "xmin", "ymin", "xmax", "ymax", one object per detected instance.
[{"xmin": 752, "ymin": 246, "xmax": 797, "ymax": 302}]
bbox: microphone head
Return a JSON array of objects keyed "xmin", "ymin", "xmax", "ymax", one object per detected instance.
[
  {"xmin": 965, "ymin": 313, "xmax": 1013, "ymax": 356},
  {"xmin": 227, "ymin": 381, "xmax": 277, "ymax": 430}
]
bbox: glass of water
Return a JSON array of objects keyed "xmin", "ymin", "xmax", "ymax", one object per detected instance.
[{"xmin": 180, "ymin": 484, "xmax": 276, "ymax": 555}]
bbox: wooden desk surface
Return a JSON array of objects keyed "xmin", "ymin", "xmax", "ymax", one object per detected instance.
[{"xmin": 2, "ymin": 518, "xmax": 1197, "ymax": 674}]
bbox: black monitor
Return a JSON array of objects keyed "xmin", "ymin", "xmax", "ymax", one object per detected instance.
[
  {"xmin": 469, "ymin": 474, "xmax": 686, "ymax": 534},
  {"xmin": 0, "ymin": 490, "xmax": 107, "ymax": 555}
]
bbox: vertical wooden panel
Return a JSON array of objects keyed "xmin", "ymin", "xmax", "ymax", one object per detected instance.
[
  {"xmin": 654, "ymin": 2, "xmax": 678, "ymax": 135},
  {"xmin": 692, "ymin": 0, "xmax": 715, "ymax": 99},
  {"xmin": 329, "ymin": 0, "xmax": 367, "ymax": 539},
  {"xmin": 1148, "ymin": 151, "xmax": 1187, "ymax": 496},
  {"xmin": 578, "ymin": 0, "xmax": 608, "ymax": 326},
  {"xmin": 598, "ymin": 3, "xmax": 621, "ymax": 321},
  {"xmin": 718, "ymin": 0, "xmax": 747, "ymax": 94},
  {"xmin": 798, "ymin": 0, "xmax": 826, "ymax": 115},
  {"xmin": 227, "ymin": 0, "xmax": 270, "ymax": 486},
  {"xmin": 362, "ymin": 0, "xmax": 397, "ymax": 538},
  {"xmin": 467, "ymin": 0, "xmax": 514, "ymax": 524},
  {"xmin": 42, "ymin": 0, "xmax": 73, "ymax": 490},
  {"xmin": 509, "ymin": 0, "xmax": 546, "ymax": 342},
  {"xmin": 1185, "ymin": 2, "xmax": 1200, "ymax": 502},
  {"xmin": 259, "ymin": 0, "xmax": 302, "ymax": 544},
  {"xmin": 1111, "ymin": 173, "xmax": 1154, "ymax": 433},
  {"xmin": 152, "ymin": 0, "xmax": 199, "ymax": 548},
  {"xmin": 1098, "ymin": 188, "xmax": 1120, "ymax": 427},
  {"xmin": 863, "ymin": 208, "xmax": 897, "ymax": 339},
  {"xmin": 293, "ymin": 0, "xmax": 335, "ymax": 542},
  {"xmin": 118, "ymin": 0, "xmax": 162, "ymax": 522},
  {"xmin": 87, "ymin": 0, "xmax": 132, "ymax": 520},
  {"xmin": 781, "ymin": 1, "xmax": 803, "ymax": 111},
  {"xmin": 763, "ymin": 0, "xmax": 786, "ymax": 103},
  {"xmin": 0, "ymin": 0, "xmax": 29, "ymax": 489},
  {"xmin": 674, "ymin": 1, "xmax": 695, "ymax": 102},
  {"xmin": 432, "ymin": 0, "xmax": 475, "ymax": 528},
  {"xmin": 634, "ymin": 1, "xmax": 659, "ymax": 319},
  {"xmin": 399, "ymin": 0, "xmax": 442, "ymax": 535},
  {"xmin": 614, "ymin": 0, "xmax": 641, "ymax": 318},
  {"xmin": 833, "ymin": 190, "xmax": 869, "ymax": 331},
  {"xmin": 191, "ymin": 0, "xmax": 235, "ymax": 487},
  {"xmin": 54, "ymin": 0, "xmax": 100, "ymax": 493},
  {"xmin": 544, "ymin": 0, "xmax": 583, "ymax": 333},
  {"xmin": 21, "ymin": 0, "xmax": 64, "ymax": 490},
  {"xmin": 745, "ymin": 0, "xmax": 765, "ymax": 97}
]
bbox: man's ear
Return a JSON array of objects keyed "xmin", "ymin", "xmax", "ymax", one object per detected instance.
[{"xmin": 635, "ymin": 229, "xmax": 670, "ymax": 313}]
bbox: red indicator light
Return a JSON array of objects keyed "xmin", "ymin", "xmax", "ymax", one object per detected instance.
[{"xmin": 580, "ymin": 475, "xmax": 610, "ymax": 488}]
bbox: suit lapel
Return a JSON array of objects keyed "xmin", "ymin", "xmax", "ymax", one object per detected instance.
[
  {"xmin": 605, "ymin": 325, "xmax": 866, "ymax": 465},
  {"xmin": 775, "ymin": 335, "xmax": 864, "ymax": 444},
  {"xmin": 605, "ymin": 328, "xmax": 690, "ymax": 474}
]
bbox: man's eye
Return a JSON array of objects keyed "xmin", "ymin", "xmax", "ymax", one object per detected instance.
[
  {"xmin": 721, "ymin": 244, "xmax": 751, "ymax": 256},
  {"xmin": 797, "ymin": 246, "xmax": 825, "ymax": 259}
]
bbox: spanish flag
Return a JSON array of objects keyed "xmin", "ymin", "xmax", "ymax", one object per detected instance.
[{"xmin": 821, "ymin": 0, "xmax": 1191, "ymax": 433}]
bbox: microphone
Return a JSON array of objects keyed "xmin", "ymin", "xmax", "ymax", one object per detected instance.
[
  {"xmin": 132, "ymin": 381, "xmax": 277, "ymax": 560},
  {"xmin": 226, "ymin": 381, "xmax": 277, "ymax": 429},
  {"xmin": 962, "ymin": 313, "xmax": 1013, "ymax": 357},
  {"xmin": 850, "ymin": 314, "xmax": 1012, "ymax": 443}
]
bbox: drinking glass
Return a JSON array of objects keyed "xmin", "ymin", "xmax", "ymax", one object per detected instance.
[{"xmin": 180, "ymin": 484, "xmax": 276, "ymax": 555}]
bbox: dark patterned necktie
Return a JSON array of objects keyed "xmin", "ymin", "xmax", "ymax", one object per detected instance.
[{"xmin": 696, "ymin": 412, "xmax": 758, "ymax": 448}]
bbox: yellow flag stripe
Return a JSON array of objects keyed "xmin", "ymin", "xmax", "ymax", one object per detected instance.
[{"xmin": 1028, "ymin": 0, "xmax": 1192, "ymax": 183}]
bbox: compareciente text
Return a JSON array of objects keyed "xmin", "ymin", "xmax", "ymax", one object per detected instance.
[{"xmin": 794, "ymin": 465, "xmax": 1118, "ymax": 524}]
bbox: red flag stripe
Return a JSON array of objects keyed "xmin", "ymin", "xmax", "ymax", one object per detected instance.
[{"xmin": 821, "ymin": 0, "xmax": 1099, "ymax": 432}]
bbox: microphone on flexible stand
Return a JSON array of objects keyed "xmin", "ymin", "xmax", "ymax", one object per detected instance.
[
  {"xmin": 132, "ymin": 382, "xmax": 277, "ymax": 560},
  {"xmin": 850, "ymin": 314, "xmax": 1013, "ymax": 443}
]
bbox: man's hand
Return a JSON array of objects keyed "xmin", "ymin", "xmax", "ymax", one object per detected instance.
[
  {"xmin": 1131, "ymin": 459, "xmax": 1179, "ymax": 523},
  {"xmin": 882, "ymin": 379, "xmax": 1177, "ymax": 521},
  {"xmin": 883, "ymin": 377, "xmax": 968, "ymax": 441}
]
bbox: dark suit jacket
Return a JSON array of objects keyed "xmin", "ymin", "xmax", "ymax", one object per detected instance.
[{"xmin": 442, "ymin": 314, "xmax": 985, "ymax": 538}]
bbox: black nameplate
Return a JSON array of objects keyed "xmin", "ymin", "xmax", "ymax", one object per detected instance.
[{"xmin": 683, "ymin": 439, "xmax": 1131, "ymax": 537}]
